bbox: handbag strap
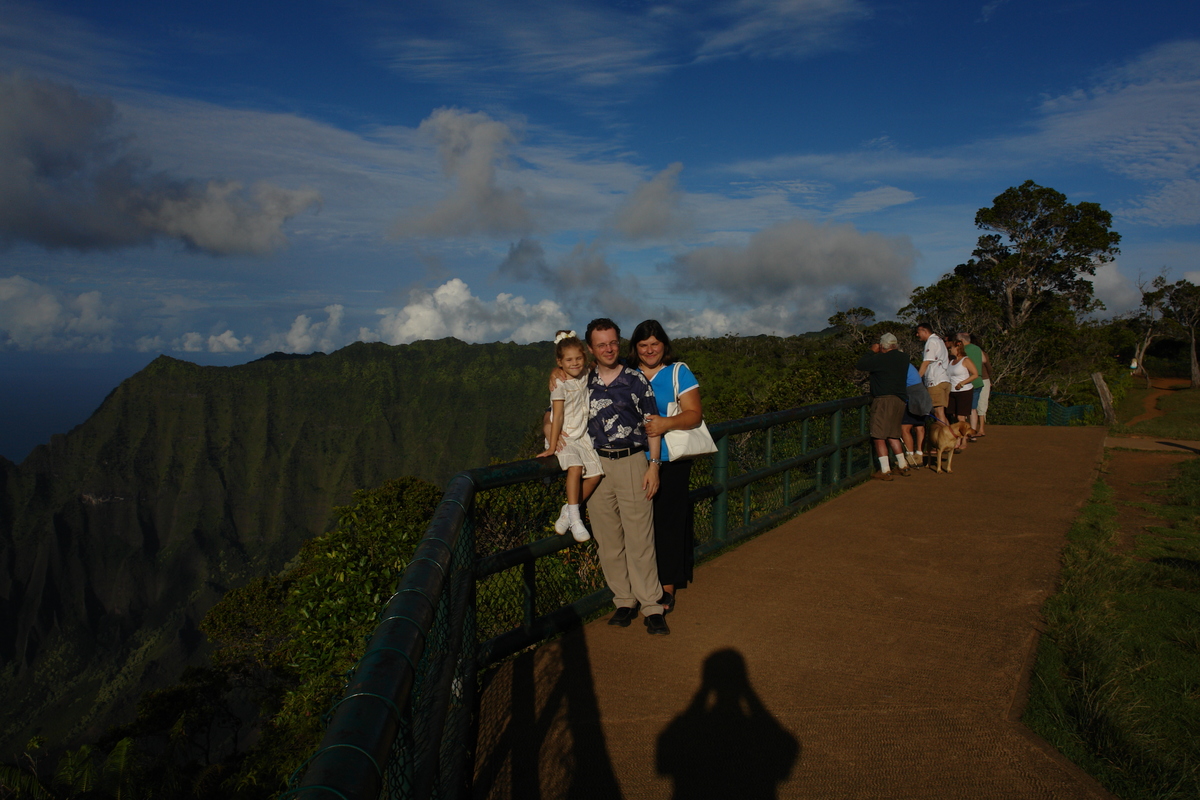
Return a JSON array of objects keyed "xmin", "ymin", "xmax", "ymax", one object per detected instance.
[{"xmin": 672, "ymin": 362, "xmax": 682, "ymax": 403}]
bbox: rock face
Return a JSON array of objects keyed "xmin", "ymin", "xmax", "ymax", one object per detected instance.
[{"xmin": 0, "ymin": 339, "xmax": 550, "ymax": 752}]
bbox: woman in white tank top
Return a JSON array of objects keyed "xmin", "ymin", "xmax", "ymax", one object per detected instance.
[{"xmin": 947, "ymin": 340, "xmax": 979, "ymax": 451}]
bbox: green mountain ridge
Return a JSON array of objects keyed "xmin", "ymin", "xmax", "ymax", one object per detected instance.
[{"xmin": 0, "ymin": 338, "xmax": 553, "ymax": 754}]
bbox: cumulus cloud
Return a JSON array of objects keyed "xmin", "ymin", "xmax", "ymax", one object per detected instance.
[
  {"xmin": 1087, "ymin": 261, "xmax": 1141, "ymax": 315},
  {"xmin": 661, "ymin": 218, "xmax": 915, "ymax": 330},
  {"xmin": 609, "ymin": 162, "xmax": 692, "ymax": 240},
  {"xmin": 0, "ymin": 72, "xmax": 321, "ymax": 254},
  {"xmin": 174, "ymin": 329, "xmax": 251, "ymax": 352},
  {"xmin": 0, "ymin": 275, "xmax": 116, "ymax": 350},
  {"xmin": 392, "ymin": 108, "xmax": 533, "ymax": 238},
  {"xmin": 254, "ymin": 304, "xmax": 347, "ymax": 354},
  {"xmin": 134, "ymin": 335, "xmax": 164, "ymax": 352},
  {"xmin": 365, "ymin": 278, "xmax": 567, "ymax": 344}
]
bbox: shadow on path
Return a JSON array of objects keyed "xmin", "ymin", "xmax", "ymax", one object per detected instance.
[
  {"xmin": 657, "ymin": 649, "xmax": 799, "ymax": 800},
  {"xmin": 474, "ymin": 626, "xmax": 622, "ymax": 800}
]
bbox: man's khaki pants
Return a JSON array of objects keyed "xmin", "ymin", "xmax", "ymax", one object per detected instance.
[{"xmin": 588, "ymin": 453, "xmax": 664, "ymax": 617}]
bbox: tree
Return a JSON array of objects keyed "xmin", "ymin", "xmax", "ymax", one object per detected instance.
[
  {"xmin": 900, "ymin": 181, "xmax": 1121, "ymax": 393},
  {"xmin": 826, "ymin": 307, "xmax": 876, "ymax": 348},
  {"xmin": 1161, "ymin": 279, "xmax": 1200, "ymax": 388},
  {"xmin": 962, "ymin": 179, "xmax": 1120, "ymax": 332},
  {"xmin": 1129, "ymin": 274, "xmax": 1169, "ymax": 388}
]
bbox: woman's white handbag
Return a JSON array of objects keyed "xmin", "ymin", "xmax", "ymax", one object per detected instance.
[{"xmin": 663, "ymin": 363, "xmax": 718, "ymax": 459}]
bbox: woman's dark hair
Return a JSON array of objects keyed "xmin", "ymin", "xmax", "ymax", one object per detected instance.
[{"xmin": 627, "ymin": 319, "xmax": 677, "ymax": 367}]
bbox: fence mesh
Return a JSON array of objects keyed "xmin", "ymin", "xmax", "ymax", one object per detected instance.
[{"xmin": 988, "ymin": 392, "xmax": 1094, "ymax": 426}]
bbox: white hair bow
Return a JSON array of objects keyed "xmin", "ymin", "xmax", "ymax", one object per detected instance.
[{"xmin": 554, "ymin": 330, "xmax": 577, "ymax": 344}]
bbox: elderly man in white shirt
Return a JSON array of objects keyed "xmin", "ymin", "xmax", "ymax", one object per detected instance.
[{"xmin": 916, "ymin": 322, "xmax": 952, "ymax": 425}]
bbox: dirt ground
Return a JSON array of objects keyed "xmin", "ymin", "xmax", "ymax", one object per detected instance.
[{"xmin": 1126, "ymin": 377, "xmax": 1190, "ymax": 425}]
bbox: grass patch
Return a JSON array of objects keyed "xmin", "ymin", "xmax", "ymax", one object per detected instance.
[
  {"xmin": 1023, "ymin": 459, "xmax": 1200, "ymax": 799},
  {"xmin": 1115, "ymin": 385, "xmax": 1157, "ymax": 426},
  {"xmin": 1115, "ymin": 387, "xmax": 1200, "ymax": 440}
]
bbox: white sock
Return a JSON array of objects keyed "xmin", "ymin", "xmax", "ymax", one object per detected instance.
[
  {"xmin": 567, "ymin": 504, "xmax": 582, "ymax": 523},
  {"xmin": 895, "ymin": 454, "xmax": 908, "ymax": 469},
  {"xmin": 877, "ymin": 456, "xmax": 891, "ymax": 473},
  {"xmin": 915, "ymin": 450, "xmax": 923, "ymax": 457}
]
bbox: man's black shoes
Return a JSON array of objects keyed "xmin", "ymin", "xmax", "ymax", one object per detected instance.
[
  {"xmin": 608, "ymin": 605, "xmax": 638, "ymax": 627},
  {"xmin": 644, "ymin": 613, "xmax": 670, "ymax": 635}
]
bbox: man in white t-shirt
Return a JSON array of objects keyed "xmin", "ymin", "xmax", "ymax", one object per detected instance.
[{"xmin": 916, "ymin": 322, "xmax": 951, "ymax": 425}]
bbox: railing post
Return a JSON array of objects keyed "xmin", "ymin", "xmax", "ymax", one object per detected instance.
[
  {"xmin": 831, "ymin": 408, "xmax": 843, "ymax": 484},
  {"xmin": 712, "ymin": 434, "xmax": 730, "ymax": 544}
]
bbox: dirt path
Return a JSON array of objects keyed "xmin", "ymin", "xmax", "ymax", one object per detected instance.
[
  {"xmin": 475, "ymin": 426, "xmax": 1115, "ymax": 800},
  {"xmin": 1127, "ymin": 377, "xmax": 1190, "ymax": 426}
]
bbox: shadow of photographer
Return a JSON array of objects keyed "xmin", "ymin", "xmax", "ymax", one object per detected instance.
[{"xmin": 657, "ymin": 648, "xmax": 800, "ymax": 800}]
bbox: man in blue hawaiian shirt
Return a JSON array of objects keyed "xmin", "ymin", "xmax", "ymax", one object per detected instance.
[{"xmin": 584, "ymin": 318, "xmax": 669, "ymax": 634}]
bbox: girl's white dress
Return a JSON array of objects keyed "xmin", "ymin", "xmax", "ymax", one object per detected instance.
[{"xmin": 550, "ymin": 377, "xmax": 604, "ymax": 478}]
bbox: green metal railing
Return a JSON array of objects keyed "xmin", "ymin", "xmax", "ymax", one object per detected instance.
[
  {"xmin": 988, "ymin": 392, "xmax": 1094, "ymax": 426},
  {"xmin": 287, "ymin": 394, "xmax": 871, "ymax": 800}
]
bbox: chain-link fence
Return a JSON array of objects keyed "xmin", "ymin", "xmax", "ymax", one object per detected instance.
[
  {"xmin": 988, "ymin": 391, "xmax": 1095, "ymax": 426},
  {"xmin": 287, "ymin": 395, "xmax": 872, "ymax": 800}
]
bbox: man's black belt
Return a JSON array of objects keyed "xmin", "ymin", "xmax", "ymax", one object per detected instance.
[{"xmin": 595, "ymin": 445, "xmax": 647, "ymax": 459}]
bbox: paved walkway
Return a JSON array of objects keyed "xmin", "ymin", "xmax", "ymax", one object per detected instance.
[{"xmin": 474, "ymin": 426, "xmax": 1115, "ymax": 799}]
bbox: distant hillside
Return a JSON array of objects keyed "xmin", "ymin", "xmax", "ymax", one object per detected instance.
[{"xmin": 0, "ymin": 338, "xmax": 553, "ymax": 753}]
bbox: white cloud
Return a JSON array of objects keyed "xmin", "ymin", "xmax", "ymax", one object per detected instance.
[
  {"xmin": 496, "ymin": 238, "xmax": 646, "ymax": 320},
  {"xmin": 0, "ymin": 72, "xmax": 321, "ymax": 254},
  {"xmin": 609, "ymin": 162, "xmax": 692, "ymax": 240},
  {"xmin": 392, "ymin": 108, "xmax": 533, "ymax": 238},
  {"xmin": 1118, "ymin": 179, "xmax": 1200, "ymax": 227},
  {"xmin": 176, "ymin": 332, "xmax": 205, "ymax": 352},
  {"xmin": 134, "ymin": 335, "xmax": 163, "ymax": 352},
  {"xmin": 140, "ymin": 180, "xmax": 323, "ymax": 256},
  {"xmin": 661, "ymin": 218, "xmax": 915, "ymax": 331},
  {"xmin": 174, "ymin": 329, "xmax": 251, "ymax": 352},
  {"xmin": 694, "ymin": 0, "xmax": 871, "ymax": 62},
  {"xmin": 832, "ymin": 186, "xmax": 918, "ymax": 216},
  {"xmin": 254, "ymin": 304, "xmax": 347, "ymax": 354},
  {"xmin": 366, "ymin": 278, "xmax": 567, "ymax": 344},
  {"xmin": 1087, "ymin": 261, "xmax": 1142, "ymax": 315},
  {"xmin": 0, "ymin": 275, "xmax": 116, "ymax": 350},
  {"xmin": 374, "ymin": 0, "xmax": 867, "ymax": 102}
]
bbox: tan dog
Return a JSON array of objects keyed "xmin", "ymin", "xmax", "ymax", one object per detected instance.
[{"xmin": 925, "ymin": 420, "xmax": 976, "ymax": 473}]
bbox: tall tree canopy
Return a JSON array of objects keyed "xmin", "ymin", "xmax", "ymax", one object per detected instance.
[
  {"xmin": 1160, "ymin": 279, "xmax": 1200, "ymax": 388},
  {"xmin": 963, "ymin": 179, "xmax": 1120, "ymax": 331},
  {"xmin": 901, "ymin": 180, "xmax": 1121, "ymax": 391}
]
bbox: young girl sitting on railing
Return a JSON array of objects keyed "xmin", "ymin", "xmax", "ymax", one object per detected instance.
[{"xmin": 537, "ymin": 330, "xmax": 603, "ymax": 542}]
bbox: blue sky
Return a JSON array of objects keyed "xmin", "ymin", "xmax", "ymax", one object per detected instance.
[{"xmin": 1, "ymin": 0, "xmax": 1199, "ymax": 459}]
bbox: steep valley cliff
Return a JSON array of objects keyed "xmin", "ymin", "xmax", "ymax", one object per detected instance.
[{"xmin": 0, "ymin": 339, "xmax": 550, "ymax": 753}]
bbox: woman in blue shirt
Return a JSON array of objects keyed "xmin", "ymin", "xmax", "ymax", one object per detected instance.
[{"xmin": 629, "ymin": 320, "xmax": 703, "ymax": 614}]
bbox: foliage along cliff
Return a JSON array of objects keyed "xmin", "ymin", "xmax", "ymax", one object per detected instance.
[{"xmin": 0, "ymin": 338, "xmax": 553, "ymax": 755}]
